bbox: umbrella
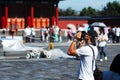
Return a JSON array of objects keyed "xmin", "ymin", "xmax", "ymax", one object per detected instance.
[
  {"xmin": 91, "ymin": 22, "xmax": 107, "ymax": 27},
  {"xmin": 67, "ymin": 24, "xmax": 76, "ymax": 29},
  {"xmin": 67, "ymin": 24, "xmax": 76, "ymax": 33}
]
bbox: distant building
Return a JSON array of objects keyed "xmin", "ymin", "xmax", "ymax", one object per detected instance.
[{"xmin": 0, "ymin": 0, "xmax": 62, "ymax": 29}]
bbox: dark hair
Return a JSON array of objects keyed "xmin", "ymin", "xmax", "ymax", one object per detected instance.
[
  {"xmin": 99, "ymin": 28, "xmax": 105, "ymax": 35},
  {"xmin": 87, "ymin": 32, "xmax": 96, "ymax": 46},
  {"xmin": 2, "ymin": 30, "xmax": 5, "ymax": 34},
  {"xmin": 76, "ymin": 31, "xmax": 86, "ymax": 41},
  {"xmin": 110, "ymin": 54, "xmax": 120, "ymax": 74},
  {"xmin": 76, "ymin": 31, "xmax": 96, "ymax": 46},
  {"xmin": 90, "ymin": 26, "xmax": 94, "ymax": 30}
]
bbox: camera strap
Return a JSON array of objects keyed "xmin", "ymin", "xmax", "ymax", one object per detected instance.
[{"xmin": 88, "ymin": 45, "xmax": 95, "ymax": 71}]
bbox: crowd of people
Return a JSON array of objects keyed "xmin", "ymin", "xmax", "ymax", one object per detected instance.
[
  {"xmin": 67, "ymin": 24, "xmax": 120, "ymax": 61},
  {"xmin": 108, "ymin": 26, "xmax": 120, "ymax": 43},
  {"xmin": 24, "ymin": 25, "xmax": 36, "ymax": 42},
  {"xmin": 67, "ymin": 24, "xmax": 120, "ymax": 44},
  {"xmin": 3, "ymin": 22, "xmax": 119, "ymax": 46},
  {"xmin": 23, "ymin": 25, "xmax": 63, "ymax": 43}
]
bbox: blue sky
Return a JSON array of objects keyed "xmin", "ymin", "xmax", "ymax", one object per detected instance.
[{"xmin": 59, "ymin": 0, "xmax": 120, "ymax": 11}]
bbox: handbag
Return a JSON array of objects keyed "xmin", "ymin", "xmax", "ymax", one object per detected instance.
[
  {"xmin": 93, "ymin": 66, "xmax": 102, "ymax": 80},
  {"xmin": 88, "ymin": 45, "xmax": 102, "ymax": 80}
]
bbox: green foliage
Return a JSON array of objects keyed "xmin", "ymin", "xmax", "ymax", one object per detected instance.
[
  {"xmin": 59, "ymin": 7, "xmax": 78, "ymax": 16},
  {"xmin": 101, "ymin": 1, "xmax": 120, "ymax": 16},
  {"xmin": 79, "ymin": 7, "xmax": 97, "ymax": 16}
]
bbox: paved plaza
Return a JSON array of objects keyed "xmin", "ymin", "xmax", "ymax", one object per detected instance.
[{"xmin": 0, "ymin": 41, "xmax": 120, "ymax": 80}]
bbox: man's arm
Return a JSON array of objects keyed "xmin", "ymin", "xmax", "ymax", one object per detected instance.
[
  {"xmin": 67, "ymin": 41, "xmax": 77, "ymax": 56},
  {"xmin": 67, "ymin": 31, "xmax": 83, "ymax": 56}
]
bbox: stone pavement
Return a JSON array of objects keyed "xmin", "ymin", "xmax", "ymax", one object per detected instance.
[{"xmin": 0, "ymin": 42, "xmax": 120, "ymax": 80}]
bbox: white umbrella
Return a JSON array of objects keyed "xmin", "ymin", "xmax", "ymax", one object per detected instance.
[
  {"xmin": 67, "ymin": 24, "xmax": 76, "ymax": 33},
  {"xmin": 91, "ymin": 22, "xmax": 107, "ymax": 27},
  {"xmin": 67, "ymin": 24, "xmax": 76, "ymax": 29}
]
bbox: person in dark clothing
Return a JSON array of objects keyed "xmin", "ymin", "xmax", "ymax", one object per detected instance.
[
  {"xmin": 103, "ymin": 54, "xmax": 120, "ymax": 80},
  {"xmin": 49, "ymin": 26, "xmax": 54, "ymax": 42},
  {"xmin": 88, "ymin": 27, "xmax": 98, "ymax": 46}
]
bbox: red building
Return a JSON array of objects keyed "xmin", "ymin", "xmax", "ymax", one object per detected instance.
[
  {"xmin": 59, "ymin": 16, "xmax": 120, "ymax": 29},
  {"xmin": 0, "ymin": 0, "xmax": 62, "ymax": 29},
  {"xmin": 59, "ymin": 16, "xmax": 88, "ymax": 29}
]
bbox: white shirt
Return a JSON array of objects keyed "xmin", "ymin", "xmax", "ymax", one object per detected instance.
[
  {"xmin": 76, "ymin": 45, "xmax": 98, "ymax": 80},
  {"xmin": 112, "ymin": 27, "xmax": 116, "ymax": 34},
  {"xmin": 30, "ymin": 28, "xmax": 36, "ymax": 36},
  {"xmin": 40, "ymin": 28, "xmax": 45, "ymax": 36},
  {"xmin": 71, "ymin": 28, "xmax": 76, "ymax": 34},
  {"xmin": 24, "ymin": 27, "xmax": 31, "ymax": 36},
  {"xmin": 54, "ymin": 26, "xmax": 59, "ymax": 34},
  {"xmin": 104, "ymin": 27, "xmax": 109, "ymax": 34},
  {"xmin": 115, "ymin": 27, "xmax": 120, "ymax": 36},
  {"xmin": 83, "ymin": 24, "xmax": 89, "ymax": 32},
  {"xmin": 98, "ymin": 33, "xmax": 108, "ymax": 47},
  {"xmin": 103, "ymin": 71, "xmax": 120, "ymax": 80}
]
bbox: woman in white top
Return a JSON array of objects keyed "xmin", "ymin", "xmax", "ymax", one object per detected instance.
[
  {"xmin": 103, "ymin": 54, "xmax": 120, "ymax": 80},
  {"xmin": 98, "ymin": 28, "xmax": 108, "ymax": 62}
]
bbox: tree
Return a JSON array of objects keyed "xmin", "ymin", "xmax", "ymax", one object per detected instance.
[
  {"xmin": 65, "ymin": 7, "xmax": 78, "ymax": 16},
  {"xmin": 59, "ymin": 1, "xmax": 120, "ymax": 16},
  {"xmin": 79, "ymin": 7, "xmax": 97, "ymax": 16},
  {"xmin": 100, "ymin": 1, "xmax": 120, "ymax": 16},
  {"xmin": 59, "ymin": 9, "xmax": 66, "ymax": 16},
  {"xmin": 59, "ymin": 7, "xmax": 78, "ymax": 16}
]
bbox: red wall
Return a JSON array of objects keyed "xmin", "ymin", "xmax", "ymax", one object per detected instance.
[{"xmin": 58, "ymin": 20, "xmax": 88, "ymax": 29}]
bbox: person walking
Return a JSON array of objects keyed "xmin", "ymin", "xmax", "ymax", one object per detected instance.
[
  {"xmin": 24, "ymin": 25, "xmax": 31, "ymax": 42},
  {"xmin": 54, "ymin": 25, "xmax": 59, "ymax": 42},
  {"xmin": 10, "ymin": 23, "xmax": 15, "ymax": 39},
  {"xmin": 49, "ymin": 26, "xmax": 54, "ymax": 42},
  {"xmin": 115, "ymin": 26, "xmax": 120, "ymax": 43},
  {"xmin": 112, "ymin": 26, "xmax": 117, "ymax": 43},
  {"xmin": 67, "ymin": 31, "xmax": 98, "ymax": 80},
  {"xmin": 67, "ymin": 27, "xmax": 73, "ymax": 43},
  {"xmin": 40, "ymin": 26, "xmax": 45, "ymax": 41},
  {"xmin": 58, "ymin": 29, "xmax": 62, "ymax": 43},
  {"xmin": 98, "ymin": 28, "xmax": 108, "ymax": 62},
  {"xmin": 44, "ymin": 27, "xmax": 49, "ymax": 42},
  {"xmin": 30, "ymin": 25, "xmax": 36, "ymax": 42}
]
